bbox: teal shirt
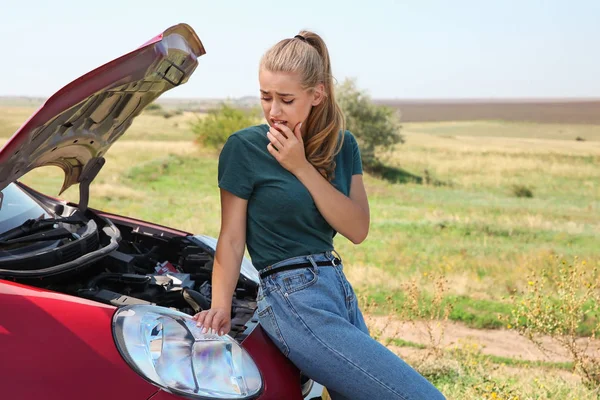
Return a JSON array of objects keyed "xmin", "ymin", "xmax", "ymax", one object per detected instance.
[{"xmin": 217, "ymin": 124, "xmax": 363, "ymax": 271}]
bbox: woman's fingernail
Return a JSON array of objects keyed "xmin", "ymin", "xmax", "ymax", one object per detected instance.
[
  {"xmin": 202, "ymin": 327, "xmax": 207, "ymax": 334},
  {"xmin": 219, "ymin": 330, "xmax": 224, "ymax": 336}
]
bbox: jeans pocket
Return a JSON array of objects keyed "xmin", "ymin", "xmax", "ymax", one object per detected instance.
[
  {"xmin": 277, "ymin": 267, "xmax": 318, "ymax": 295},
  {"xmin": 258, "ymin": 305, "xmax": 290, "ymax": 357}
]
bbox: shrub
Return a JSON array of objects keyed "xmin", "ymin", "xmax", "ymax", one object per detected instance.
[
  {"xmin": 507, "ymin": 257, "xmax": 600, "ymax": 388},
  {"xmin": 336, "ymin": 78, "xmax": 403, "ymax": 169},
  {"xmin": 399, "ymin": 273, "xmax": 454, "ymax": 360},
  {"xmin": 162, "ymin": 109, "xmax": 183, "ymax": 119},
  {"xmin": 145, "ymin": 102, "xmax": 163, "ymax": 112},
  {"xmin": 192, "ymin": 103, "xmax": 260, "ymax": 151},
  {"xmin": 511, "ymin": 184, "xmax": 534, "ymax": 198}
]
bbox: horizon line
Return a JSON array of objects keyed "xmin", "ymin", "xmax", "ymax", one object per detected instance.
[{"xmin": 2, "ymin": 95, "xmax": 600, "ymax": 104}]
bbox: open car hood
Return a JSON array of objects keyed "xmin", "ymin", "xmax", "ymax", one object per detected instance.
[{"xmin": 0, "ymin": 23, "xmax": 205, "ymax": 209}]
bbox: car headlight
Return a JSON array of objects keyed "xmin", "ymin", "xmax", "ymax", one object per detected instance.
[{"xmin": 112, "ymin": 305, "xmax": 263, "ymax": 399}]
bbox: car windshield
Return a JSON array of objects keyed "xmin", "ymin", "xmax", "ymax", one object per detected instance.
[{"xmin": 0, "ymin": 184, "xmax": 52, "ymax": 235}]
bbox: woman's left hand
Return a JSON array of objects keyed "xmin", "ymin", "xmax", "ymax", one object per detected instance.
[{"xmin": 267, "ymin": 122, "xmax": 311, "ymax": 176}]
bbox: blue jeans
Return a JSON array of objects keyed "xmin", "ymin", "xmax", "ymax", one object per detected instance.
[{"xmin": 256, "ymin": 251, "xmax": 446, "ymax": 400}]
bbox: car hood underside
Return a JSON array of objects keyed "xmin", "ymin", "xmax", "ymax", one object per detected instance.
[{"xmin": 0, "ymin": 24, "xmax": 205, "ymax": 208}]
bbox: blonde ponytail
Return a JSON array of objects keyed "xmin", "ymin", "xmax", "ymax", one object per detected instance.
[{"xmin": 260, "ymin": 31, "xmax": 345, "ymax": 180}]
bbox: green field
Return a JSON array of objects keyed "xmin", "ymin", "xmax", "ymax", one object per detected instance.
[{"xmin": 2, "ymin": 105, "xmax": 600, "ymax": 398}]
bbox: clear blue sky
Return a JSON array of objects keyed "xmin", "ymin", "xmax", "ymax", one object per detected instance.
[{"xmin": 2, "ymin": 0, "xmax": 599, "ymax": 100}]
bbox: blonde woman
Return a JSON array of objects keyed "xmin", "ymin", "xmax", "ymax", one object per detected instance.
[{"xmin": 194, "ymin": 31, "xmax": 445, "ymax": 400}]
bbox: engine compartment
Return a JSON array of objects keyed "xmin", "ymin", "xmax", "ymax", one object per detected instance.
[
  {"xmin": 2, "ymin": 203, "xmax": 259, "ymax": 340},
  {"xmin": 81, "ymin": 220, "xmax": 259, "ymax": 338}
]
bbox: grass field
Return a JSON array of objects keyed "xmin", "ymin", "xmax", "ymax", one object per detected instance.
[{"xmin": 2, "ymin": 103, "xmax": 600, "ymax": 398}]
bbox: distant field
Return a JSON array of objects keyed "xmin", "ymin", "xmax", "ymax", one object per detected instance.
[
  {"xmin": 403, "ymin": 120, "xmax": 600, "ymax": 142},
  {"xmin": 0, "ymin": 97, "xmax": 45, "ymax": 108},
  {"xmin": 3, "ymin": 96, "xmax": 600, "ymax": 125},
  {"xmin": 379, "ymin": 99, "xmax": 600, "ymax": 124}
]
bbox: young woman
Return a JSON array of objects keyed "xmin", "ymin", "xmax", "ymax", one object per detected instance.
[{"xmin": 194, "ymin": 31, "xmax": 445, "ymax": 400}]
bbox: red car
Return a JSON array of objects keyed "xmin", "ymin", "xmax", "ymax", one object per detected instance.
[{"xmin": 0, "ymin": 24, "xmax": 320, "ymax": 400}]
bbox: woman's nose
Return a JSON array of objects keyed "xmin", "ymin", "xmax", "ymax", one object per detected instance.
[{"xmin": 270, "ymin": 102, "xmax": 281, "ymax": 117}]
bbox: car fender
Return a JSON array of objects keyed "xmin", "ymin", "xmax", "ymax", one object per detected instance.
[{"xmin": 0, "ymin": 280, "xmax": 156, "ymax": 400}]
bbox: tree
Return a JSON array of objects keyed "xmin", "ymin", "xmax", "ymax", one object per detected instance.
[
  {"xmin": 336, "ymin": 78, "xmax": 403, "ymax": 169},
  {"xmin": 192, "ymin": 103, "xmax": 260, "ymax": 150}
]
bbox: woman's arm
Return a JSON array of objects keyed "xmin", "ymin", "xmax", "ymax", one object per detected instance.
[
  {"xmin": 267, "ymin": 124, "xmax": 370, "ymax": 244},
  {"xmin": 296, "ymin": 167, "xmax": 369, "ymax": 244},
  {"xmin": 193, "ymin": 189, "xmax": 248, "ymax": 335}
]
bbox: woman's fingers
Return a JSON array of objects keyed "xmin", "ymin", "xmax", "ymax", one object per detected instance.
[
  {"xmin": 221, "ymin": 320, "xmax": 232, "ymax": 336},
  {"xmin": 201, "ymin": 310, "xmax": 215, "ymax": 333},
  {"xmin": 271, "ymin": 124, "xmax": 289, "ymax": 138},
  {"xmin": 193, "ymin": 309, "xmax": 230, "ymax": 336},
  {"xmin": 267, "ymin": 130, "xmax": 284, "ymax": 150},
  {"xmin": 211, "ymin": 312, "xmax": 224, "ymax": 334},
  {"xmin": 193, "ymin": 310, "xmax": 207, "ymax": 323},
  {"xmin": 194, "ymin": 310, "xmax": 210, "ymax": 328},
  {"xmin": 267, "ymin": 143, "xmax": 280, "ymax": 158}
]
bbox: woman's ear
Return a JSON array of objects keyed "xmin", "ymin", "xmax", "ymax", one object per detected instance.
[{"xmin": 311, "ymin": 83, "xmax": 325, "ymax": 106}]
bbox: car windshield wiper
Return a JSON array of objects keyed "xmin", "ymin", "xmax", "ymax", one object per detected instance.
[
  {"xmin": 0, "ymin": 227, "xmax": 76, "ymax": 246},
  {"xmin": 0, "ymin": 215, "xmax": 85, "ymax": 242}
]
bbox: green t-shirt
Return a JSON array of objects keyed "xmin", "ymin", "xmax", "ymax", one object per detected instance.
[{"xmin": 217, "ymin": 124, "xmax": 363, "ymax": 271}]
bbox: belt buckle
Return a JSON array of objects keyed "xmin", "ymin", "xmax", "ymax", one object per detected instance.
[{"xmin": 331, "ymin": 257, "xmax": 340, "ymax": 266}]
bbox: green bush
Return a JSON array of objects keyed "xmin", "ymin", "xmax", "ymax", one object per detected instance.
[
  {"xmin": 145, "ymin": 102, "xmax": 163, "ymax": 112},
  {"xmin": 511, "ymin": 184, "xmax": 534, "ymax": 198},
  {"xmin": 336, "ymin": 78, "xmax": 403, "ymax": 169},
  {"xmin": 191, "ymin": 104, "xmax": 260, "ymax": 150},
  {"xmin": 162, "ymin": 109, "xmax": 183, "ymax": 119}
]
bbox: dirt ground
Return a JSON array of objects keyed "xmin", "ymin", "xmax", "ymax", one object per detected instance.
[{"xmin": 368, "ymin": 315, "xmax": 600, "ymax": 363}]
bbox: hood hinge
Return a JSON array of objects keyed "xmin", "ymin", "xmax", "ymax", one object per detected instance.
[{"xmin": 78, "ymin": 157, "xmax": 105, "ymax": 212}]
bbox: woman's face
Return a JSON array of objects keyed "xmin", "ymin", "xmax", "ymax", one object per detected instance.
[{"xmin": 259, "ymin": 69, "xmax": 324, "ymax": 134}]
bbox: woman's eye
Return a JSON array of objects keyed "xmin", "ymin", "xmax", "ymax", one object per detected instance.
[
  {"xmin": 282, "ymin": 99, "xmax": 294, "ymax": 105},
  {"xmin": 261, "ymin": 97, "xmax": 272, "ymax": 101}
]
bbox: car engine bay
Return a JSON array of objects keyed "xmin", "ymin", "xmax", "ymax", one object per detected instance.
[{"xmin": 0, "ymin": 188, "xmax": 259, "ymax": 340}]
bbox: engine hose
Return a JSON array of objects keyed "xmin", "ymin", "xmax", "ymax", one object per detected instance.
[
  {"xmin": 131, "ymin": 245, "xmax": 159, "ymax": 263},
  {"xmin": 182, "ymin": 288, "xmax": 211, "ymax": 312},
  {"xmin": 86, "ymin": 272, "xmax": 151, "ymax": 289}
]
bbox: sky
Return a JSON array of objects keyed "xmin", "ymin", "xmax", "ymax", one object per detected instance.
[{"xmin": 2, "ymin": 0, "xmax": 599, "ymax": 100}]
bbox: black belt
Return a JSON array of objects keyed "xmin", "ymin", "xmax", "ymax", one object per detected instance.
[{"xmin": 259, "ymin": 256, "xmax": 341, "ymax": 279}]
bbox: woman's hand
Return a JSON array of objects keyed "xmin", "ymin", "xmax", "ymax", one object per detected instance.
[
  {"xmin": 267, "ymin": 122, "xmax": 311, "ymax": 176},
  {"xmin": 192, "ymin": 307, "xmax": 231, "ymax": 336}
]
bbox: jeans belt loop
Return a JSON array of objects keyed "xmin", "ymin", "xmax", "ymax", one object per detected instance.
[
  {"xmin": 306, "ymin": 255, "xmax": 319, "ymax": 274},
  {"xmin": 331, "ymin": 249, "xmax": 342, "ymax": 266}
]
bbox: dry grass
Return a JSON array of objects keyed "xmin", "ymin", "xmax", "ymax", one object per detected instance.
[
  {"xmin": 20, "ymin": 140, "xmax": 201, "ymax": 203},
  {"xmin": 385, "ymin": 131, "xmax": 600, "ymax": 193},
  {"xmin": 403, "ymin": 120, "xmax": 600, "ymax": 141},
  {"xmin": 122, "ymin": 110, "xmax": 204, "ymax": 141},
  {"xmin": 0, "ymin": 107, "xmax": 38, "ymax": 138},
  {"xmin": 343, "ymin": 263, "xmax": 404, "ymax": 291},
  {"xmin": 403, "ymin": 126, "xmax": 600, "ymax": 152}
]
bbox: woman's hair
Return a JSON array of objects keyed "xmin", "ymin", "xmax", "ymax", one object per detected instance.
[{"xmin": 260, "ymin": 31, "xmax": 345, "ymax": 181}]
